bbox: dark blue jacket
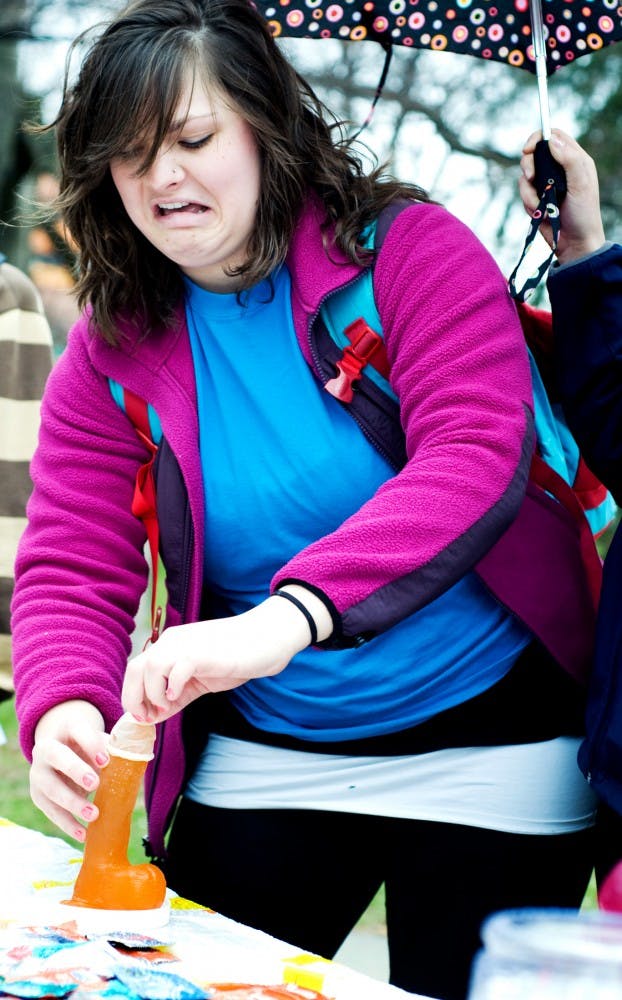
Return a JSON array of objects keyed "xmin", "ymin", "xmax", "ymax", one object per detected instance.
[{"xmin": 549, "ymin": 242, "xmax": 622, "ymax": 812}]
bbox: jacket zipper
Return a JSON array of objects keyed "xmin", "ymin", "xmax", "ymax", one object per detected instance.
[{"xmin": 144, "ymin": 458, "xmax": 196, "ymax": 857}]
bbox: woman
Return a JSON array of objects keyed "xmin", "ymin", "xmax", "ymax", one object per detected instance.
[{"xmin": 12, "ymin": 4, "xmax": 596, "ymax": 998}]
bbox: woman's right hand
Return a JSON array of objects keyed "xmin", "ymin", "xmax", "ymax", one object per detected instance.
[{"xmin": 30, "ymin": 700, "xmax": 110, "ymax": 842}]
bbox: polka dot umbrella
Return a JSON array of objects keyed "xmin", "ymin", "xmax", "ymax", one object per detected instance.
[
  {"xmin": 257, "ymin": 0, "xmax": 622, "ymax": 295},
  {"xmin": 258, "ymin": 0, "xmax": 621, "ymax": 76},
  {"xmin": 258, "ymin": 0, "xmax": 620, "ymax": 161}
]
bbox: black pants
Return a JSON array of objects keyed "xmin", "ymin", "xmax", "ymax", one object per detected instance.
[
  {"xmin": 594, "ymin": 800, "xmax": 622, "ymax": 887},
  {"xmin": 164, "ymin": 800, "xmax": 594, "ymax": 1000}
]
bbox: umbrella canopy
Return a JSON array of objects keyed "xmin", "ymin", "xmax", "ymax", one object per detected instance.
[
  {"xmin": 257, "ymin": 0, "xmax": 622, "ymax": 139},
  {"xmin": 257, "ymin": 0, "xmax": 621, "ymax": 296},
  {"xmin": 257, "ymin": 0, "xmax": 622, "ymax": 78}
]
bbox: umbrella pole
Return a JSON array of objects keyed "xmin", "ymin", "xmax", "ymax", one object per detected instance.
[
  {"xmin": 535, "ymin": 61, "xmax": 551, "ymax": 139},
  {"xmin": 529, "ymin": 0, "xmax": 551, "ymax": 138},
  {"xmin": 528, "ymin": 0, "xmax": 566, "ymax": 199}
]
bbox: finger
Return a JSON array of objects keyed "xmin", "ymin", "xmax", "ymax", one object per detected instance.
[
  {"xmin": 164, "ymin": 655, "xmax": 197, "ymax": 703},
  {"xmin": 66, "ymin": 723, "xmax": 110, "ymax": 771},
  {"xmin": 142, "ymin": 660, "xmax": 171, "ymax": 713},
  {"xmin": 30, "ymin": 762, "xmax": 99, "ymax": 840},
  {"xmin": 33, "ymin": 737, "xmax": 102, "ymax": 795},
  {"xmin": 518, "ymin": 174, "xmax": 539, "ymax": 215},
  {"xmin": 549, "ymin": 128, "xmax": 582, "ymax": 162},
  {"xmin": 519, "ymin": 153, "xmax": 536, "ymax": 184},
  {"xmin": 548, "ymin": 130, "xmax": 590, "ymax": 173},
  {"xmin": 522, "ymin": 130, "xmax": 542, "ymax": 155},
  {"xmin": 32, "ymin": 786, "xmax": 89, "ymax": 843},
  {"xmin": 122, "ymin": 651, "xmax": 154, "ymax": 721}
]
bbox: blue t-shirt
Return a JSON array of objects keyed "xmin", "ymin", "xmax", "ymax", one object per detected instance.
[{"xmin": 184, "ymin": 267, "xmax": 530, "ymax": 741}]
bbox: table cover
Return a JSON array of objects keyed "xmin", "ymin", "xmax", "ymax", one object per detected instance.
[{"xmin": 0, "ymin": 818, "xmax": 433, "ymax": 1000}]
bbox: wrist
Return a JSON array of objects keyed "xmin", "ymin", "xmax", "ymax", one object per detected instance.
[
  {"xmin": 270, "ymin": 585, "xmax": 333, "ymax": 645},
  {"xmin": 557, "ymin": 233, "xmax": 607, "ymax": 267},
  {"xmin": 34, "ymin": 700, "xmax": 105, "ymax": 742}
]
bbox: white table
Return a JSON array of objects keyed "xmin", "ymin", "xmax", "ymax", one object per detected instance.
[{"xmin": 0, "ymin": 817, "xmax": 434, "ymax": 1000}]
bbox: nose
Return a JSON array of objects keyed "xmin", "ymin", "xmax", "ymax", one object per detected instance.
[{"xmin": 147, "ymin": 146, "xmax": 184, "ymax": 189}]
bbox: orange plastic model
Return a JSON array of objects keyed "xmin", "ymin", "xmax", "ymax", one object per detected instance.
[{"xmin": 66, "ymin": 715, "xmax": 166, "ymax": 911}]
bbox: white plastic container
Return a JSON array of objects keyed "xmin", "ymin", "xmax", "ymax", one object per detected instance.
[{"xmin": 468, "ymin": 908, "xmax": 622, "ymax": 999}]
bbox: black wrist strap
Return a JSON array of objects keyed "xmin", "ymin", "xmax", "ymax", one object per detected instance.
[
  {"xmin": 273, "ymin": 590, "xmax": 318, "ymax": 645},
  {"xmin": 508, "ymin": 171, "xmax": 562, "ymax": 303}
]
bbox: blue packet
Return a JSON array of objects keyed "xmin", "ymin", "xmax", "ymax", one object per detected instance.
[{"xmin": 113, "ymin": 964, "xmax": 206, "ymax": 999}]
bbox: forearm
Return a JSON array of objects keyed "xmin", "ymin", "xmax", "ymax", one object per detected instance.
[{"xmin": 550, "ymin": 243, "xmax": 622, "ymax": 499}]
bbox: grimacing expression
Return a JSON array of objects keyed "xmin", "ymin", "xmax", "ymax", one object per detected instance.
[{"xmin": 110, "ymin": 77, "xmax": 262, "ymax": 293}]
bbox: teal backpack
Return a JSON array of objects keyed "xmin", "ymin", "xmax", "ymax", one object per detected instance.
[{"xmin": 321, "ymin": 221, "xmax": 615, "ymax": 540}]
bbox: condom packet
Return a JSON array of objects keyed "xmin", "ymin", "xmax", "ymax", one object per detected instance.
[
  {"xmin": 0, "ymin": 977, "xmax": 74, "ymax": 998},
  {"xmin": 0, "ymin": 931, "xmax": 121, "ymax": 990},
  {"xmin": 113, "ymin": 963, "xmax": 206, "ymax": 999},
  {"xmin": 103, "ymin": 931, "xmax": 175, "ymax": 950}
]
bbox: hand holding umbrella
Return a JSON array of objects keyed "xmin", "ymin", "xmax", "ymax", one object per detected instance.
[
  {"xmin": 519, "ymin": 128, "xmax": 606, "ymax": 264},
  {"xmin": 257, "ymin": 0, "xmax": 621, "ymax": 294}
]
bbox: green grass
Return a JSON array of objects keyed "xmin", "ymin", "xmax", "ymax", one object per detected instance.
[{"xmin": 0, "ymin": 698, "xmax": 148, "ymax": 864}]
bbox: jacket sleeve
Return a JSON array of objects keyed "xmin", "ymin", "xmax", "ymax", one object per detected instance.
[
  {"xmin": 273, "ymin": 203, "xmax": 534, "ymax": 645},
  {"xmin": 549, "ymin": 242, "xmax": 622, "ymax": 505},
  {"xmin": 11, "ymin": 319, "xmax": 151, "ymax": 758}
]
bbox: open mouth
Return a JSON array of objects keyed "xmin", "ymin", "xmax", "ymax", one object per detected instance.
[{"xmin": 156, "ymin": 202, "xmax": 208, "ymax": 216}]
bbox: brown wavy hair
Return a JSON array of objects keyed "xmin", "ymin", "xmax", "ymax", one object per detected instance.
[{"xmin": 47, "ymin": 0, "xmax": 430, "ymax": 344}]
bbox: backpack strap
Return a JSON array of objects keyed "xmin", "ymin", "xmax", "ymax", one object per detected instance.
[
  {"xmin": 322, "ymin": 200, "xmax": 422, "ymax": 405},
  {"xmin": 111, "ymin": 383, "xmax": 163, "ymax": 646},
  {"xmin": 529, "ymin": 452, "xmax": 603, "ymax": 613},
  {"xmin": 517, "ymin": 300, "xmax": 617, "ymax": 536},
  {"xmin": 317, "ymin": 202, "xmax": 610, "ymax": 623},
  {"xmin": 323, "ymin": 214, "xmax": 396, "ymax": 404}
]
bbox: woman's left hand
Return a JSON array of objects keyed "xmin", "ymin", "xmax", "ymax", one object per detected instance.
[{"xmin": 122, "ymin": 593, "xmax": 323, "ymax": 722}]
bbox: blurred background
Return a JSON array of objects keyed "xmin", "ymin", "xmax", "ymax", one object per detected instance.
[
  {"xmin": 1, "ymin": 0, "xmax": 621, "ymax": 357},
  {"xmin": 1, "ymin": 2, "xmax": 617, "ymax": 977}
]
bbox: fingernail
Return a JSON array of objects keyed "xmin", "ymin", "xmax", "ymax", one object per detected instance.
[
  {"xmin": 74, "ymin": 827, "xmax": 85, "ymax": 841},
  {"xmin": 81, "ymin": 804, "xmax": 96, "ymax": 820},
  {"xmin": 95, "ymin": 752, "xmax": 109, "ymax": 767},
  {"xmin": 82, "ymin": 773, "xmax": 96, "ymax": 789}
]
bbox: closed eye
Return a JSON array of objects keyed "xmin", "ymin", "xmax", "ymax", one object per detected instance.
[{"xmin": 179, "ymin": 134, "xmax": 213, "ymax": 150}]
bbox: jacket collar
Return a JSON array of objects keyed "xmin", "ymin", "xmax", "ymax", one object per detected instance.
[
  {"xmin": 88, "ymin": 191, "xmax": 364, "ymax": 380},
  {"xmin": 286, "ymin": 191, "xmax": 363, "ymax": 317}
]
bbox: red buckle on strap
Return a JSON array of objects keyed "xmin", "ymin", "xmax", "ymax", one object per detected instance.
[{"xmin": 325, "ymin": 318, "xmax": 388, "ymax": 403}]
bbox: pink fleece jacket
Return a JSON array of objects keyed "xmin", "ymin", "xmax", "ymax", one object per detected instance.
[{"xmin": 12, "ymin": 198, "xmax": 534, "ymax": 856}]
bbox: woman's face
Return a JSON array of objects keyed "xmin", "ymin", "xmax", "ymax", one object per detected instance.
[{"xmin": 110, "ymin": 75, "xmax": 261, "ymax": 293}]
